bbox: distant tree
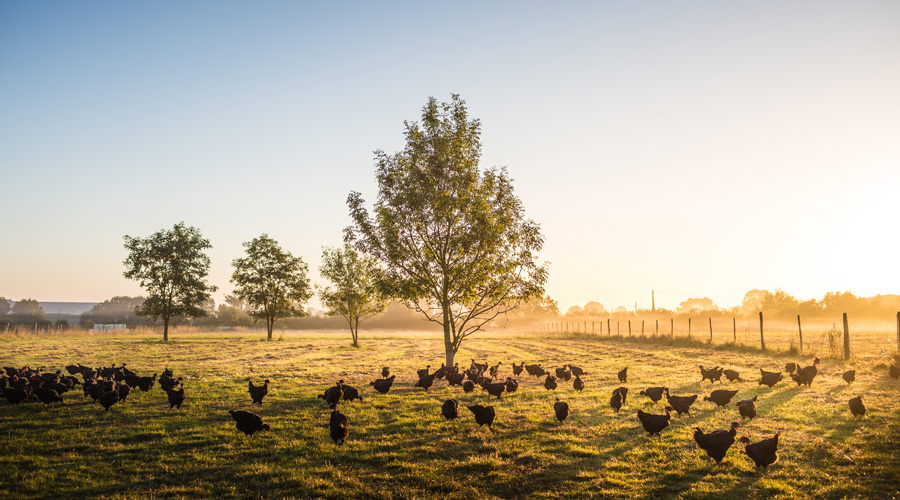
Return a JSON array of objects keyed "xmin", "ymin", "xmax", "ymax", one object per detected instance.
[
  {"xmin": 10, "ymin": 298, "xmax": 48, "ymax": 325},
  {"xmin": 740, "ymin": 289, "xmax": 768, "ymax": 317},
  {"xmin": 318, "ymin": 244, "xmax": 389, "ymax": 348},
  {"xmin": 677, "ymin": 297, "xmax": 718, "ymax": 315},
  {"xmin": 0, "ymin": 297, "xmax": 10, "ymax": 316},
  {"xmin": 583, "ymin": 301, "xmax": 606, "ymax": 315},
  {"xmin": 515, "ymin": 294, "xmax": 560, "ymax": 318},
  {"xmin": 798, "ymin": 299, "xmax": 823, "ymax": 317},
  {"xmin": 81, "ymin": 296, "xmax": 147, "ymax": 325},
  {"xmin": 821, "ymin": 291, "xmax": 859, "ymax": 316},
  {"xmin": 223, "ymin": 294, "xmax": 249, "ymax": 312},
  {"xmin": 346, "ymin": 95, "xmax": 548, "ymax": 366},
  {"xmin": 216, "ymin": 304, "xmax": 253, "ymax": 327},
  {"xmin": 231, "ymin": 234, "xmax": 313, "ymax": 340},
  {"xmin": 761, "ymin": 289, "xmax": 799, "ymax": 318},
  {"xmin": 566, "ymin": 305, "xmax": 584, "ymax": 317},
  {"xmin": 123, "ymin": 222, "xmax": 217, "ymax": 342}
]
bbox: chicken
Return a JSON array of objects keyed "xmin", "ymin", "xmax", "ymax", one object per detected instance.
[
  {"xmin": 114, "ymin": 382, "xmax": 131, "ymax": 402},
  {"xmin": 890, "ymin": 364, "xmax": 900, "ymax": 379},
  {"xmin": 381, "ymin": 366, "xmax": 390, "ymax": 378},
  {"xmin": 416, "ymin": 365, "xmax": 432, "ymax": 378},
  {"xmin": 699, "ymin": 365, "xmax": 724, "ymax": 384},
  {"xmin": 736, "ymin": 395, "xmax": 757, "ymax": 421},
  {"xmin": 617, "ymin": 366, "xmax": 628, "ymax": 383},
  {"xmin": 543, "ymin": 375, "xmax": 558, "ymax": 391},
  {"xmin": 740, "ymin": 433, "xmax": 779, "ymax": 471},
  {"xmin": 610, "ymin": 388, "xmax": 624, "ymax": 413},
  {"xmin": 525, "ymin": 364, "xmax": 546, "ymax": 377},
  {"xmin": 414, "ymin": 372, "xmax": 438, "ymax": 391},
  {"xmin": 572, "ymin": 375, "xmax": 585, "ymax": 392},
  {"xmin": 489, "ymin": 362, "xmax": 503, "ymax": 379},
  {"xmin": 470, "ymin": 360, "xmax": 488, "ymax": 372},
  {"xmin": 640, "ymin": 386, "xmax": 667, "ymax": 403},
  {"xmin": 723, "ymin": 369, "xmax": 741, "ymax": 382},
  {"xmin": 446, "ymin": 372, "xmax": 465, "ymax": 386},
  {"xmin": 433, "ymin": 364, "xmax": 448, "ymax": 379},
  {"xmin": 370, "ymin": 375, "xmax": 395, "ymax": 394},
  {"xmin": 341, "ymin": 384, "xmax": 363, "ymax": 402},
  {"xmin": 483, "ymin": 380, "xmax": 506, "ymax": 399},
  {"xmin": 463, "ymin": 381, "xmax": 475, "ymax": 393},
  {"xmin": 504, "ymin": 377, "xmax": 518, "ymax": 394},
  {"xmin": 318, "ymin": 382, "xmax": 344, "ymax": 406},
  {"xmin": 512, "ymin": 362, "xmax": 524, "ymax": 376},
  {"xmin": 467, "ymin": 404, "xmax": 496, "ymax": 431},
  {"xmin": 842, "ymin": 370, "xmax": 855, "ymax": 385},
  {"xmin": 617, "ymin": 387, "xmax": 628, "ymax": 405},
  {"xmin": 553, "ymin": 398, "xmax": 569, "ymax": 423},
  {"xmin": 794, "ymin": 357, "xmax": 820, "ymax": 387},
  {"xmin": 99, "ymin": 388, "xmax": 120, "ymax": 411},
  {"xmin": 637, "ymin": 407, "xmax": 673, "ymax": 436},
  {"xmin": 135, "ymin": 374, "xmax": 157, "ymax": 392},
  {"xmin": 664, "ymin": 388, "xmax": 698, "ymax": 416},
  {"xmin": 568, "ymin": 365, "xmax": 587, "ymax": 377},
  {"xmin": 248, "ymin": 379, "xmax": 269, "ymax": 406},
  {"xmin": 230, "ymin": 410, "xmax": 270, "ymax": 436},
  {"xmin": 759, "ymin": 369, "xmax": 783, "ymax": 388},
  {"xmin": 849, "ymin": 395, "xmax": 866, "ymax": 417},
  {"xmin": 704, "ymin": 389, "xmax": 739, "ymax": 407},
  {"xmin": 329, "ymin": 404, "xmax": 349, "ymax": 444},
  {"xmin": 34, "ymin": 387, "xmax": 62, "ymax": 406},
  {"xmin": 166, "ymin": 384, "xmax": 185, "ymax": 409},
  {"xmin": 693, "ymin": 421, "xmax": 740, "ymax": 464},
  {"xmin": 3, "ymin": 387, "xmax": 29, "ymax": 405},
  {"xmin": 555, "ymin": 366, "xmax": 571, "ymax": 381},
  {"xmin": 441, "ymin": 399, "xmax": 459, "ymax": 420},
  {"xmin": 785, "ymin": 362, "xmax": 798, "ymax": 374}
]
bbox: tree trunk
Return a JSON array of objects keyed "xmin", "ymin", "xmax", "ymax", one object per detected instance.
[
  {"xmin": 163, "ymin": 316, "xmax": 169, "ymax": 342},
  {"xmin": 267, "ymin": 317, "xmax": 273, "ymax": 341},
  {"xmin": 351, "ymin": 316, "xmax": 359, "ymax": 348}
]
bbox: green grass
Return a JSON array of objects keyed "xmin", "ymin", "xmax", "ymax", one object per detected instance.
[{"xmin": 1, "ymin": 330, "xmax": 899, "ymax": 499}]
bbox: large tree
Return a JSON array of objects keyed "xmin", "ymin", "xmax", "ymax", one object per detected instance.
[
  {"xmin": 346, "ymin": 94, "xmax": 548, "ymax": 365},
  {"xmin": 123, "ymin": 222, "xmax": 217, "ymax": 341},
  {"xmin": 231, "ymin": 234, "xmax": 312, "ymax": 340},
  {"xmin": 319, "ymin": 244, "xmax": 388, "ymax": 348}
]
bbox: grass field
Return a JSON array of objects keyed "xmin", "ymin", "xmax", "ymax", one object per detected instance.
[{"xmin": 2, "ymin": 329, "xmax": 899, "ymax": 499}]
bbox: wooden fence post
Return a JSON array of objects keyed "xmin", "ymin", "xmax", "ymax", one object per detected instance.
[
  {"xmin": 843, "ymin": 313, "xmax": 850, "ymax": 361},
  {"xmin": 670, "ymin": 318, "xmax": 674, "ymax": 337},
  {"xmin": 617, "ymin": 321, "xmax": 620, "ymax": 335},
  {"xmin": 759, "ymin": 312, "xmax": 765, "ymax": 350},
  {"xmin": 708, "ymin": 317, "xmax": 713, "ymax": 343},
  {"xmin": 896, "ymin": 311, "xmax": 900, "ymax": 352},
  {"xmin": 656, "ymin": 320, "xmax": 659, "ymax": 335},
  {"xmin": 732, "ymin": 318, "xmax": 736, "ymax": 343},
  {"xmin": 688, "ymin": 318, "xmax": 691, "ymax": 337},
  {"xmin": 797, "ymin": 315, "xmax": 803, "ymax": 353},
  {"xmin": 628, "ymin": 320, "xmax": 632, "ymax": 336},
  {"xmin": 642, "ymin": 320, "xmax": 645, "ymax": 336},
  {"xmin": 592, "ymin": 321, "xmax": 595, "ymax": 334},
  {"xmin": 607, "ymin": 319, "xmax": 611, "ymax": 336}
]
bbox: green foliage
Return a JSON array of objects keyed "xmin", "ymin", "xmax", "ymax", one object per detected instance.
[
  {"xmin": 215, "ymin": 304, "xmax": 253, "ymax": 327},
  {"xmin": 0, "ymin": 296, "xmax": 10, "ymax": 316},
  {"xmin": 318, "ymin": 244, "xmax": 388, "ymax": 347},
  {"xmin": 9, "ymin": 298, "xmax": 48, "ymax": 325},
  {"xmin": 346, "ymin": 94, "xmax": 548, "ymax": 364},
  {"xmin": 230, "ymin": 234, "xmax": 312, "ymax": 340},
  {"xmin": 81, "ymin": 296, "xmax": 147, "ymax": 326},
  {"xmin": 122, "ymin": 222, "xmax": 217, "ymax": 341}
]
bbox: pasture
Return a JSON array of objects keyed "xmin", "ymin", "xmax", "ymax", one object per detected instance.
[{"xmin": 1, "ymin": 329, "xmax": 899, "ymax": 499}]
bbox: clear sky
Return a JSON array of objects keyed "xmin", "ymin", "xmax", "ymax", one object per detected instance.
[{"xmin": 1, "ymin": 1, "xmax": 898, "ymax": 312}]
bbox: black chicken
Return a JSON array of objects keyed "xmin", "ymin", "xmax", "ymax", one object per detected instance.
[
  {"xmin": 341, "ymin": 384, "xmax": 363, "ymax": 402},
  {"xmin": 462, "ymin": 381, "xmax": 475, "ymax": 393},
  {"xmin": 417, "ymin": 365, "xmax": 432, "ymax": 378},
  {"xmin": 230, "ymin": 409, "xmax": 270, "ymax": 436},
  {"xmin": 555, "ymin": 366, "xmax": 571, "ymax": 381},
  {"xmin": 318, "ymin": 382, "xmax": 344, "ymax": 406},
  {"xmin": 723, "ymin": 369, "xmax": 741, "ymax": 382},
  {"xmin": 693, "ymin": 421, "xmax": 740, "ymax": 464},
  {"xmin": 740, "ymin": 433, "xmax": 779, "ymax": 471},
  {"xmin": 573, "ymin": 375, "xmax": 585, "ymax": 392},
  {"xmin": 467, "ymin": 404, "xmax": 496, "ymax": 431},
  {"xmin": 415, "ymin": 372, "xmax": 437, "ymax": 391},
  {"xmin": 637, "ymin": 407, "xmax": 673, "ymax": 436},
  {"xmin": 370, "ymin": 375, "xmax": 395, "ymax": 394},
  {"xmin": 793, "ymin": 357, "xmax": 820, "ymax": 387},
  {"xmin": 617, "ymin": 366, "xmax": 628, "ymax": 383},
  {"xmin": 736, "ymin": 395, "xmax": 757, "ymax": 421},
  {"xmin": 640, "ymin": 386, "xmax": 667, "ymax": 403},
  {"xmin": 381, "ymin": 367, "xmax": 390, "ymax": 378},
  {"xmin": 99, "ymin": 388, "xmax": 120, "ymax": 411},
  {"xmin": 166, "ymin": 384, "xmax": 185, "ymax": 409},
  {"xmin": 785, "ymin": 362, "xmax": 798, "ymax": 374},
  {"xmin": 525, "ymin": 364, "xmax": 546, "ymax": 377},
  {"xmin": 483, "ymin": 380, "xmax": 506, "ymax": 399},
  {"xmin": 446, "ymin": 372, "xmax": 465, "ymax": 386},
  {"xmin": 329, "ymin": 404, "xmax": 349, "ymax": 444},
  {"xmin": 512, "ymin": 362, "xmax": 524, "ymax": 376},
  {"xmin": 3, "ymin": 386, "xmax": 29, "ymax": 405},
  {"xmin": 441, "ymin": 399, "xmax": 459, "ymax": 420},
  {"xmin": 34, "ymin": 387, "xmax": 62, "ymax": 406},
  {"xmin": 568, "ymin": 365, "xmax": 587, "ymax": 377},
  {"xmin": 114, "ymin": 382, "xmax": 131, "ymax": 402},
  {"xmin": 610, "ymin": 388, "xmax": 624, "ymax": 413},
  {"xmin": 849, "ymin": 395, "xmax": 866, "ymax": 416},
  {"xmin": 135, "ymin": 374, "xmax": 157, "ymax": 392},
  {"xmin": 704, "ymin": 389, "xmax": 739, "ymax": 407},
  {"xmin": 553, "ymin": 398, "xmax": 569, "ymax": 423},
  {"xmin": 617, "ymin": 387, "xmax": 628, "ymax": 405},
  {"xmin": 664, "ymin": 388, "xmax": 698, "ymax": 416},
  {"xmin": 699, "ymin": 365, "xmax": 724, "ymax": 383},
  {"xmin": 842, "ymin": 370, "xmax": 855, "ymax": 385},
  {"xmin": 890, "ymin": 364, "xmax": 900, "ymax": 379},
  {"xmin": 543, "ymin": 375, "xmax": 558, "ymax": 391},
  {"xmin": 759, "ymin": 369, "xmax": 783, "ymax": 388},
  {"xmin": 504, "ymin": 377, "xmax": 519, "ymax": 394},
  {"xmin": 248, "ymin": 379, "xmax": 269, "ymax": 406}
]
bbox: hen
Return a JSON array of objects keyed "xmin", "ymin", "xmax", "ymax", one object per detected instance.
[
  {"xmin": 740, "ymin": 433, "xmax": 779, "ymax": 471},
  {"xmin": 693, "ymin": 421, "xmax": 740, "ymax": 464},
  {"xmin": 637, "ymin": 406, "xmax": 673, "ymax": 436},
  {"xmin": 229, "ymin": 410, "xmax": 269, "ymax": 436}
]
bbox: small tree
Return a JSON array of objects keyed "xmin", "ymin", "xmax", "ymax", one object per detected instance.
[
  {"xmin": 231, "ymin": 234, "xmax": 312, "ymax": 340},
  {"xmin": 319, "ymin": 244, "xmax": 388, "ymax": 347},
  {"xmin": 346, "ymin": 95, "xmax": 548, "ymax": 365},
  {"xmin": 0, "ymin": 297, "xmax": 10, "ymax": 317},
  {"xmin": 10, "ymin": 298, "xmax": 48, "ymax": 325},
  {"xmin": 123, "ymin": 222, "xmax": 217, "ymax": 341}
]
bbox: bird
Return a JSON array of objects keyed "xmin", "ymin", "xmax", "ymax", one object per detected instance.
[
  {"xmin": 785, "ymin": 362, "xmax": 798, "ymax": 374},
  {"xmin": 329, "ymin": 404, "xmax": 349, "ymax": 445},
  {"xmin": 467, "ymin": 404, "xmax": 496, "ymax": 431},
  {"xmin": 794, "ymin": 357, "xmax": 820, "ymax": 387},
  {"xmin": 370, "ymin": 375, "xmax": 395, "ymax": 394},
  {"xmin": 617, "ymin": 387, "xmax": 629, "ymax": 405},
  {"xmin": 248, "ymin": 379, "xmax": 269, "ymax": 406},
  {"xmin": 441, "ymin": 399, "xmax": 459, "ymax": 421},
  {"xmin": 318, "ymin": 382, "xmax": 344, "ymax": 406},
  {"xmin": 525, "ymin": 364, "xmax": 546, "ymax": 377},
  {"xmin": 704, "ymin": 389, "xmax": 739, "ymax": 407},
  {"xmin": 504, "ymin": 377, "xmax": 519, "ymax": 394},
  {"xmin": 637, "ymin": 407, "xmax": 673, "ymax": 436},
  {"xmin": 640, "ymin": 386, "xmax": 667, "ymax": 403},
  {"xmin": 2, "ymin": 386, "xmax": 29, "ymax": 405},
  {"xmin": 512, "ymin": 362, "xmax": 524, "ymax": 376},
  {"xmin": 462, "ymin": 381, "xmax": 475, "ymax": 393},
  {"xmin": 555, "ymin": 366, "xmax": 572, "ymax": 381},
  {"xmin": 693, "ymin": 421, "xmax": 740, "ymax": 464},
  {"xmin": 842, "ymin": 370, "xmax": 855, "ymax": 385},
  {"xmin": 166, "ymin": 384, "xmax": 185, "ymax": 410},
  {"xmin": 489, "ymin": 362, "xmax": 503, "ymax": 379},
  {"xmin": 759, "ymin": 369, "xmax": 783, "ymax": 388},
  {"xmin": 617, "ymin": 366, "xmax": 628, "ymax": 383},
  {"xmin": 483, "ymin": 380, "xmax": 506, "ymax": 399},
  {"xmin": 135, "ymin": 374, "xmax": 157, "ymax": 392},
  {"xmin": 229, "ymin": 410, "xmax": 270, "ymax": 436},
  {"xmin": 740, "ymin": 433, "xmax": 780, "ymax": 471},
  {"xmin": 572, "ymin": 374, "xmax": 585, "ymax": 392},
  {"xmin": 553, "ymin": 398, "xmax": 569, "ymax": 423},
  {"xmin": 341, "ymin": 384, "xmax": 363, "ymax": 402},
  {"xmin": 416, "ymin": 365, "xmax": 432, "ymax": 378},
  {"xmin": 568, "ymin": 365, "xmax": 587, "ymax": 377},
  {"xmin": 735, "ymin": 395, "xmax": 757, "ymax": 421},
  {"xmin": 543, "ymin": 375, "xmax": 558, "ymax": 391},
  {"xmin": 699, "ymin": 365, "xmax": 724, "ymax": 384},
  {"xmin": 34, "ymin": 387, "xmax": 62, "ymax": 406},
  {"xmin": 414, "ymin": 372, "xmax": 438, "ymax": 391},
  {"xmin": 723, "ymin": 369, "xmax": 741, "ymax": 382},
  {"xmin": 889, "ymin": 364, "xmax": 900, "ymax": 379},
  {"xmin": 610, "ymin": 389, "xmax": 624, "ymax": 413},
  {"xmin": 381, "ymin": 367, "xmax": 390, "ymax": 378},
  {"xmin": 159, "ymin": 373, "xmax": 180, "ymax": 392},
  {"xmin": 99, "ymin": 388, "xmax": 120, "ymax": 411},
  {"xmin": 446, "ymin": 372, "xmax": 465, "ymax": 386},
  {"xmin": 664, "ymin": 388, "xmax": 698, "ymax": 416},
  {"xmin": 849, "ymin": 395, "xmax": 866, "ymax": 417}
]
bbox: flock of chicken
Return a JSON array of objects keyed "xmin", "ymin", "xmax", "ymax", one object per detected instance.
[{"xmin": 4, "ymin": 356, "xmax": 899, "ymax": 471}]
